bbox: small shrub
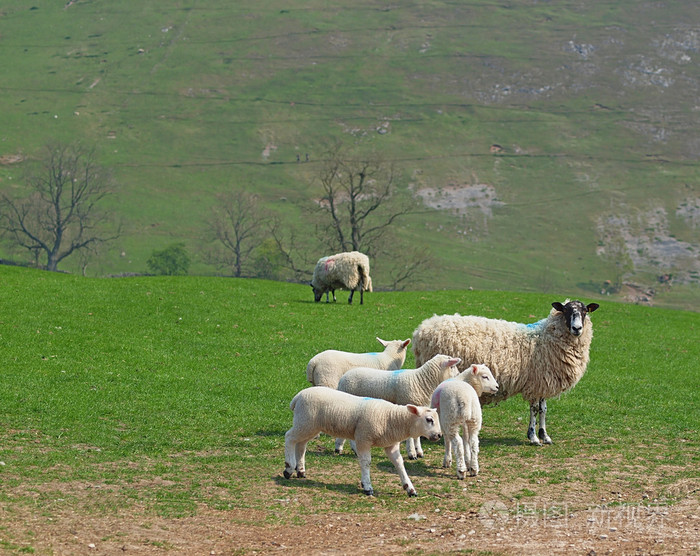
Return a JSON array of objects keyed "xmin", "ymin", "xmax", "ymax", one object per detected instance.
[{"xmin": 147, "ymin": 243, "xmax": 191, "ymax": 276}]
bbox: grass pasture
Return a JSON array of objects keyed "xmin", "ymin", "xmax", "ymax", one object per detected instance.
[{"xmin": 0, "ymin": 265, "xmax": 698, "ymax": 554}]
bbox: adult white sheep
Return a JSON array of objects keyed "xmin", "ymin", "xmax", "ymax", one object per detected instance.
[
  {"xmin": 306, "ymin": 337, "xmax": 411, "ymax": 389},
  {"xmin": 310, "ymin": 251, "xmax": 372, "ymax": 305},
  {"xmin": 337, "ymin": 354, "xmax": 462, "ymax": 459},
  {"xmin": 412, "ymin": 300, "xmax": 600, "ymax": 445},
  {"xmin": 283, "ymin": 387, "xmax": 441, "ymax": 497},
  {"xmin": 430, "ymin": 364, "xmax": 499, "ymax": 478}
]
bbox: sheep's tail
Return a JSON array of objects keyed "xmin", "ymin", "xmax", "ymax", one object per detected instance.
[
  {"xmin": 305, "ymin": 361, "xmax": 315, "ymax": 384},
  {"xmin": 359, "ymin": 264, "xmax": 372, "ymax": 292},
  {"xmin": 290, "ymin": 391, "xmax": 300, "ymax": 411}
]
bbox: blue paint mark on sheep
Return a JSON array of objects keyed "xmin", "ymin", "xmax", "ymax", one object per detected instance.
[{"xmin": 392, "ymin": 369, "xmax": 407, "ymax": 375}]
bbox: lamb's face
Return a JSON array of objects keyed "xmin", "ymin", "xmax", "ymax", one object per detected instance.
[
  {"xmin": 408, "ymin": 406, "xmax": 442, "ymax": 442},
  {"xmin": 552, "ymin": 300, "xmax": 600, "ymax": 337}
]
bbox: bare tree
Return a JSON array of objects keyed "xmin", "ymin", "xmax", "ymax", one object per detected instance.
[
  {"xmin": 0, "ymin": 142, "xmax": 119, "ymax": 272},
  {"xmin": 205, "ymin": 190, "xmax": 268, "ymax": 277},
  {"xmin": 314, "ymin": 143, "xmax": 414, "ymax": 256}
]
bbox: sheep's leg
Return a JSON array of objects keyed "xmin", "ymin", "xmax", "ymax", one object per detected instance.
[
  {"xmin": 454, "ymin": 431, "xmax": 468, "ymax": 480},
  {"xmin": 537, "ymin": 399, "xmax": 552, "ymax": 444},
  {"xmin": 334, "ymin": 437, "xmax": 346, "ymax": 454},
  {"xmin": 405, "ymin": 436, "xmax": 423, "ymax": 459},
  {"xmin": 466, "ymin": 423, "xmax": 479, "ymax": 476},
  {"xmin": 356, "ymin": 447, "xmax": 374, "ymax": 495},
  {"xmin": 347, "ymin": 289, "xmax": 354, "ymax": 304},
  {"xmin": 283, "ymin": 429, "xmax": 297, "ymax": 479},
  {"xmin": 442, "ymin": 433, "xmax": 453, "ymax": 469},
  {"xmin": 284, "ymin": 428, "xmax": 309, "ymax": 479},
  {"xmin": 359, "ymin": 288, "xmax": 364, "ymax": 305},
  {"xmin": 385, "ymin": 444, "xmax": 417, "ymax": 497},
  {"xmin": 414, "ymin": 436, "xmax": 424, "ymax": 458},
  {"xmin": 527, "ymin": 402, "xmax": 542, "ymax": 445}
]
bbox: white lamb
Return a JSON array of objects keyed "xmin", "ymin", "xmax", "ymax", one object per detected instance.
[
  {"xmin": 283, "ymin": 387, "xmax": 441, "ymax": 497},
  {"xmin": 310, "ymin": 251, "xmax": 373, "ymax": 305},
  {"xmin": 413, "ymin": 300, "xmax": 600, "ymax": 445},
  {"xmin": 337, "ymin": 354, "xmax": 462, "ymax": 459},
  {"xmin": 430, "ymin": 364, "xmax": 499, "ymax": 479},
  {"xmin": 306, "ymin": 337, "xmax": 411, "ymax": 389}
]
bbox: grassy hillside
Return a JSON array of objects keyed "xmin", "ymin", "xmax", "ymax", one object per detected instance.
[
  {"xmin": 0, "ymin": 266, "xmax": 697, "ymax": 552},
  {"xmin": 0, "ymin": 1, "xmax": 699, "ymax": 311}
]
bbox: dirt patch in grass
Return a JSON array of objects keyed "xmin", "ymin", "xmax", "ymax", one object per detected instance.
[{"xmin": 1, "ymin": 451, "xmax": 698, "ymax": 555}]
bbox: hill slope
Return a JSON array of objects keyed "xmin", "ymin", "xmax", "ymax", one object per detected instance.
[{"xmin": 0, "ymin": 1, "xmax": 698, "ymax": 310}]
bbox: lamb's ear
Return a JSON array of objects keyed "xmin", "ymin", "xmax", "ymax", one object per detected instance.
[
  {"xmin": 552, "ymin": 302, "xmax": 565, "ymax": 312},
  {"xmin": 406, "ymin": 404, "xmax": 420, "ymax": 416},
  {"xmin": 444, "ymin": 357, "xmax": 461, "ymax": 369},
  {"xmin": 376, "ymin": 337, "xmax": 388, "ymax": 347},
  {"xmin": 402, "ymin": 339, "xmax": 411, "ymax": 348},
  {"xmin": 471, "ymin": 364, "xmax": 479, "ymax": 375},
  {"xmin": 587, "ymin": 303, "xmax": 600, "ymax": 313}
]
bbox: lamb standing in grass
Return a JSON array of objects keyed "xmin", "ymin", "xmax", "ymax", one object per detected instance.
[
  {"xmin": 310, "ymin": 251, "xmax": 373, "ymax": 305},
  {"xmin": 337, "ymin": 354, "xmax": 462, "ymax": 458},
  {"xmin": 306, "ymin": 337, "xmax": 411, "ymax": 389},
  {"xmin": 430, "ymin": 364, "xmax": 499, "ymax": 478},
  {"xmin": 283, "ymin": 387, "xmax": 441, "ymax": 497},
  {"xmin": 412, "ymin": 300, "xmax": 599, "ymax": 445}
]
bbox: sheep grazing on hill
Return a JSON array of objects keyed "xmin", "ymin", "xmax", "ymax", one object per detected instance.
[
  {"xmin": 337, "ymin": 354, "xmax": 462, "ymax": 459},
  {"xmin": 430, "ymin": 364, "xmax": 499, "ymax": 478},
  {"xmin": 310, "ymin": 251, "xmax": 373, "ymax": 305},
  {"xmin": 283, "ymin": 387, "xmax": 441, "ymax": 497},
  {"xmin": 412, "ymin": 300, "xmax": 600, "ymax": 445},
  {"xmin": 306, "ymin": 337, "xmax": 411, "ymax": 389}
]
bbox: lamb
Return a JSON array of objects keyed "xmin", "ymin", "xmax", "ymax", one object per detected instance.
[
  {"xmin": 337, "ymin": 354, "xmax": 462, "ymax": 459},
  {"xmin": 412, "ymin": 300, "xmax": 600, "ymax": 445},
  {"xmin": 430, "ymin": 364, "xmax": 499, "ymax": 478},
  {"xmin": 283, "ymin": 387, "xmax": 441, "ymax": 497},
  {"xmin": 306, "ymin": 337, "xmax": 411, "ymax": 389},
  {"xmin": 310, "ymin": 251, "xmax": 373, "ymax": 305}
]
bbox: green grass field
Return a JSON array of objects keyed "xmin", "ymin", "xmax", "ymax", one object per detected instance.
[
  {"xmin": 1, "ymin": 2, "xmax": 699, "ymax": 312},
  {"xmin": 0, "ymin": 265, "xmax": 697, "ymax": 550}
]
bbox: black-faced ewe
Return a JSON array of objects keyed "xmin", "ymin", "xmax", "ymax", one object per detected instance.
[
  {"xmin": 310, "ymin": 251, "xmax": 373, "ymax": 304},
  {"xmin": 337, "ymin": 354, "xmax": 462, "ymax": 459},
  {"xmin": 306, "ymin": 337, "xmax": 411, "ymax": 389},
  {"xmin": 283, "ymin": 387, "xmax": 441, "ymax": 497},
  {"xmin": 413, "ymin": 300, "xmax": 600, "ymax": 445},
  {"xmin": 430, "ymin": 364, "xmax": 499, "ymax": 478}
]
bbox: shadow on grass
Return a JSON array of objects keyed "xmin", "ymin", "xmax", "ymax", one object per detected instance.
[
  {"xmin": 480, "ymin": 436, "xmax": 524, "ymax": 447},
  {"xmin": 273, "ymin": 474, "xmax": 363, "ymax": 496}
]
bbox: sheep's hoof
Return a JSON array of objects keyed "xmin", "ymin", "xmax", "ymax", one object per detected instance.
[
  {"xmin": 407, "ymin": 490, "xmax": 417, "ymax": 497},
  {"xmin": 363, "ymin": 488, "xmax": 374, "ymax": 496},
  {"xmin": 456, "ymin": 471, "xmax": 466, "ymax": 480},
  {"xmin": 408, "ymin": 455, "xmax": 418, "ymax": 461},
  {"xmin": 296, "ymin": 471, "xmax": 306, "ymax": 478},
  {"xmin": 334, "ymin": 448, "xmax": 342, "ymax": 455},
  {"xmin": 283, "ymin": 470, "xmax": 292, "ymax": 479},
  {"xmin": 538, "ymin": 429, "xmax": 553, "ymax": 444}
]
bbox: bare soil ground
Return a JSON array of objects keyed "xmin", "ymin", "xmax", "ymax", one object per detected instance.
[{"xmin": 2, "ymin": 462, "xmax": 698, "ymax": 555}]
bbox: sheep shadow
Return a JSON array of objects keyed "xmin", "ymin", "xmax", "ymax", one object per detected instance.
[{"xmin": 273, "ymin": 474, "xmax": 361, "ymax": 496}]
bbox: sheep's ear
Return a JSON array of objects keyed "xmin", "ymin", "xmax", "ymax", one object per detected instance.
[
  {"xmin": 376, "ymin": 337, "xmax": 388, "ymax": 347},
  {"xmin": 406, "ymin": 404, "xmax": 420, "ymax": 416},
  {"xmin": 552, "ymin": 302, "xmax": 565, "ymax": 312},
  {"xmin": 445, "ymin": 357, "xmax": 461, "ymax": 369},
  {"xmin": 471, "ymin": 364, "xmax": 479, "ymax": 375},
  {"xmin": 402, "ymin": 339, "xmax": 411, "ymax": 348},
  {"xmin": 587, "ymin": 303, "xmax": 600, "ymax": 313}
]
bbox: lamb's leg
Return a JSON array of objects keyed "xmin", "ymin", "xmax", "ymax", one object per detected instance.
[
  {"xmin": 334, "ymin": 437, "xmax": 346, "ymax": 454},
  {"xmin": 295, "ymin": 441, "xmax": 308, "ymax": 478},
  {"xmin": 527, "ymin": 402, "xmax": 542, "ymax": 445},
  {"xmin": 537, "ymin": 399, "xmax": 552, "ymax": 444},
  {"xmin": 414, "ymin": 436, "xmax": 424, "ymax": 458},
  {"xmin": 442, "ymin": 432, "xmax": 453, "ymax": 469},
  {"xmin": 356, "ymin": 447, "xmax": 374, "ymax": 495},
  {"xmin": 466, "ymin": 423, "xmax": 479, "ymax": 476},
  {"xmin": 283, "ymin": 429, "xmax": 297, "ymax": 479},
  {"xmin": 405, "ymin": 436, "xmax": 423, "ymax": 459},
  {"xmin": 454, "ymin": 431, "xmax": 468, "ymax": 480},
  {"xmin": 385, "ymin": 444, "xmax": 417, "ymax": 497}
]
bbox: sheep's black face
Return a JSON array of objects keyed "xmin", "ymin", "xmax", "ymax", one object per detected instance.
[
  {"xmin": 311, "ymin": 284, "xmax": 322, "ymax": 302},
  {"xmin": 552, "ymin": 300, "xmax": 600, "ymax": 336}
]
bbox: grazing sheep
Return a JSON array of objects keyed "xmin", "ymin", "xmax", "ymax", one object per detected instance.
[
  {"xmin": 310, "ymin": 251, "xmax": 373, "ymax": 305},
  {"xmin": 337, "ymin": 354, "xmax": 462, "ymax": 458},
  {"xmin": 430, "ymin": 364, "xmax": 499, "ymax": 478},
  {"xmin": 412, "ymin": 300, "xmax": 600, "ymax": 445},
  {"xmin": 306, "ymin": 337, "xmax": 411, "ymax": 389},
  {"xmin": 283, "ymin": 387, "xmax": 441, "ymax": 497}
]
